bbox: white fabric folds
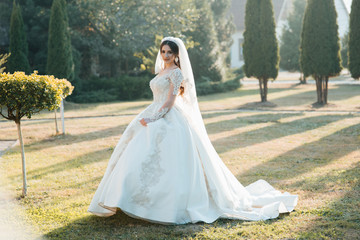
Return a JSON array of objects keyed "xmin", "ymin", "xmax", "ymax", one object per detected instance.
[{"xmin": 88, "ymin": 37, "xmax": 298, "ymax": 224}]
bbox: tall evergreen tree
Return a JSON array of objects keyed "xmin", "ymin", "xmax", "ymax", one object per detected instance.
[
  {"xmin": 47, "ymin": 0, "xmax": 74, "ymax": 82},
  {"xmin": 300, "ymin": 0, "xmax": 341, "ymax": 105},
  {"xmin": 349, "ymin": 0, "xmax": 360, "ymax": 79},
  {"xmin": 188, "ymin": 0, "xmax": 224, "ymax": 83},
  {"xmin": 211, "ymin": 0, "xmax": 235, "ymax": 69},
  {"xmin": 7, "ymin": 1, "xmax": 31, "ymax": 74},
  {"xmin": 21, "ymin": 0, "xmax": 52, "ymax": 75},
  {"xmin": 279, "ymin": 0, "xmax": 306, "ymax": 82},
  {"xmin": 243, "ymin": 0, "xmax": 279, "ymax": 102}
]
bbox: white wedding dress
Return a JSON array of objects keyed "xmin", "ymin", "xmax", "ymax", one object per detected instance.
[{"xmin": 88, "ymin": 67, "xmax": 298, "ymax": 224}]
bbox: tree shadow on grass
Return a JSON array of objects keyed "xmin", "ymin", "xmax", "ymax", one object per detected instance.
[
  {"xmin": 267, "ymin": 85, "xmax": 360, "ymax": 109},
  {"xmin": 292, "ymin": 161, "xmax": 360, "ymax": 239},
  {"xmin": 327, "ymin": 85, "xmax": 360, "ymax": 101},
  {"xmin": 44, "ymin": 208, "xmax": 289, "ymax": 239},
  {"xmin": 199, "ymin": 87, "xmax": 288, "ymax": 102},
  {"xmin": 206, "ymin": 112, "xmax": 303, "ymax": 135},
  {"xmin": 213, "ymin": 114, "xmax": 354, "ymax": 154},
  {"xmin": 236, "ymin": 122, "xmax": 360, "ymax": 184},
  {"xmin": 26, "ymin": 122, "xmax": 128, "ymax": 153},
  {"xmin": 45, "ymin": 211, "xmax": 203, "ymax": 240},
  {"xmin": 6, "ymin": 147, "xmax": 112, "ymax": 183},
  {"xmin": 201, "ymin": 110, "xmax": 243, "ymax": 120}
]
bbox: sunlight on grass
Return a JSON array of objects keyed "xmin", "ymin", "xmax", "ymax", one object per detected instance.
[{"xmin": 0, "ymin": 84, "xmax": 359, "ymax": 239}]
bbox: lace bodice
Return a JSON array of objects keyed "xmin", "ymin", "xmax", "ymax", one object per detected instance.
[
  {"xmin": 150, "ymin": 68, "xmax": 183, "ymax": 103},
  {"xmin": 140, "ymin": 68, "xmax": 183, "ymax": 122}
]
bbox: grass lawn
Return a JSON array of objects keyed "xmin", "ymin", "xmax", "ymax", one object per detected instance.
[{"xmin": 0, "ymin": 83, "xmax": 359, "ymax": 239}]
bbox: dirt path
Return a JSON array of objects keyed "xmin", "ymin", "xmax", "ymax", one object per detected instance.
[{"xmin": 0, "ymin": 140, "xmax": 42, "ymax": 240}]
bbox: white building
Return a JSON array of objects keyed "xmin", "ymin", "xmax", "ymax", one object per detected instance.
[{"xmin": 229, "ymin": 0, "xmax": 352, "ymax": 69}]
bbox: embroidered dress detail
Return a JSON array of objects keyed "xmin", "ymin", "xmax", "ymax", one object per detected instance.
[
  {"xmin": 143, "ymin": 68, "xmax": 184, "ymax": 122},
  {"xmin": 168, "ymin": 68, "xmax": 183, "ymax": 96},
  {"xmin": 132, "ymin": 127, "xmax": 166, "ymax": 206},
  {"xmin": 149, "ymin": 107, "xmax": 169, "ymax": 122},
  {"xmin": 88, "ymin": 42, "xmax": 298, "ymax": 224}
]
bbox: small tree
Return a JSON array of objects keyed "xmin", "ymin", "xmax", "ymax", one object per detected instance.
[
  {"xmin": 279, "ymin": 0, "xmax": 306, "ymax": 83},
  {"xmin": 349, "ymin": 0, "xmax": 360, "ymax": 79},
  {"xmin": 0, "ymin": 53, "xmax": 10, "ymax": 73},
  {"xmin": 243, "ymin": 0, "xmax": 279, "ymax": 102},
  {"xmin": 300, "ymin": 0, "xmax": 341, "ymax": 105},
  {"xmin": 0, "ymin": 71, "xmax": 73, "ymax": 197},
  {"xmin": 188, "ymin": 0, "xmax": 224, "ymax": 83},
  {"xmin": 7, "ymin": 1, "xmax": 31, "ymax": 74},
  {"xmin": 47, "ymin": 0, "xmax": 74, "ymax": 134}
]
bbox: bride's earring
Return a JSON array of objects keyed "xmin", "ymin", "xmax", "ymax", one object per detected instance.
[{"xmin": 175, "ymin": 57, "xmax": 179, "ymax": 63}]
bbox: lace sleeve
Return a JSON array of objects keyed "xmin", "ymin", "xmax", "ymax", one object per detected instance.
[
  {"xmin": 145, "ymin": 69, "xmax": 183, "ymax": 123},
  {"xmin": 148, "ymin": 107, "xmax": 169, "ymax": 122},
  {"xmin": 168, "ymin": 68, "xmax": 184, "ymax": 96}
]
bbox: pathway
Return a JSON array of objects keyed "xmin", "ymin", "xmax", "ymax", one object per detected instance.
[
  {"xmin": 242, "ymin": 71, "xmax": 360, "ymax": 85},
  {"xmin": 0, "ymin": 140, "xmax": 42, "ymax": 240}
]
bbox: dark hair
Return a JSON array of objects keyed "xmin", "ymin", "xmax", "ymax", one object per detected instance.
[
  {"xmin": 160, "ymin": 40, "xmax": 181, "ymax": 69},
  {"xmin": 160, "ymin": 40, "xmax": 184, "ymax": 96}
]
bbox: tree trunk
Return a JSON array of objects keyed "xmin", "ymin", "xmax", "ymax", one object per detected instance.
[
  {"xmin": 16, "ymin": 121, "xmax": 27, "ymax": 197},
  {"xmin": 316, "ymin": 75, "xmax": 321, "ymax": 104},
  {"xmin": 60, "ymin": 99, "xmax": 65, "ymax": 135},
  {"xmin": 263, "ymin": 78, "xmax": 268, "ymax": 102},
  {"xmin": 324, "ymin": 76, "xmax": 329, "ymax": 104},
  {"xmin": 321, "ymin": 76, "xmax": 325, "ymax": 104},
  {"xmin": 300, "ymin": 73, "xmax": 307, "ymax": 84},
  {"xmin": 54, "ymin": 109, "xmax": 59, "ymax": 134},
  {"xmin": 315, "ymin": 75, "xmax": 328, "ymax": 105},
  {"xmin": 258, "ymin": 78, "xmax": 266, "ymax": 102}
]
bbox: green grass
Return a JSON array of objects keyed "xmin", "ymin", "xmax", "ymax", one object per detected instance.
[{"xmin": 0, "ymin": 83, "xmax": 359, "ymax": 239}]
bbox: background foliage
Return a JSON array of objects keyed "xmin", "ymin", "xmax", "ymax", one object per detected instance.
[
  {"xmin": 279, "ymin": 0, "xmax": 306, "ymax": 72},
  {"xmin": 0, "ymin": 0, "xmax": 236, "ymax": 102},
  {"xmin": 349, "ymin": 0, "xmax": 360, "ymax": 79},
  {"xmin": 7, "ymin": 1, "xmax": 31, "ymax": 74},
  {"xmin": 0, "ymin": 71, "xmax": 73, "ymax": 120}
]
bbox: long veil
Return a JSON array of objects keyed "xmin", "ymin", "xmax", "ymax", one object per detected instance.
[
  {"xmin": 155, "ymin": 37, "xmax": 204, "ymax": 146},
  {"xmin": 154, "ymin": 37, "xmax": 297, "ymax": 220},
  {"xmin": 88, "ymin": 36, "xmax": 298, "ymax": 222}
]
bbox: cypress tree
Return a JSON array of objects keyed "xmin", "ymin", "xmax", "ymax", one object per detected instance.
[
  {"xmin": 243, "ymin": 0, "xmax": 279, "ymax": 102},
  {"xmin": 349, "ymin": 0, "xmax": 360, "ymax": 79},
  {"xmin": 300, "ymin": 0, "xmax": 341, "ymax": 105},
  {"xmin": 47, "ymin": 0, "xmax": 74, "ymax": 81},
  {"xmin": 7, "ymin": 1, "xmax": 31, "ymax": 74},
  {"xmin": 188, "ymin": 0, "xmax": 224, "ymax": 83},
  {"xmin": 279, "ymin": 0, "xmax": 306, "ymax": 82}
]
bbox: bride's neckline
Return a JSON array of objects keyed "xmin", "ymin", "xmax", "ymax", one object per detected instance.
[{"xmin": 156, "ymin": 67, "xmax": 179, "ymax": 78}]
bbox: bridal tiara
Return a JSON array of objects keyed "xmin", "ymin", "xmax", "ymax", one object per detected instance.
[{"xmin": 161, "ymin": 37, "xmax": 179, "ymax": 46}]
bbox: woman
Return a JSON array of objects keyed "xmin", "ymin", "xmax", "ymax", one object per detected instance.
[{"xmin": 88, "ymin": 37, "xmax": 298, "ymax": 224}]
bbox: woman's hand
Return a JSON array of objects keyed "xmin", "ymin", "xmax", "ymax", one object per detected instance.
[{"xmin": 139, "ymin": 118, "xmax": 151, "ymax": 126}]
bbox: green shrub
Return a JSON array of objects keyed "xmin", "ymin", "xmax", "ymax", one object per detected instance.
[
  {"xmin": 70, "ymin": 89, "xmax": 118, "ymax": 103},
  {"xmin": 70, "ymin": 70, "xmax": 242, "ymax": 103},
  {"xmin": 70, "ymin": 73, "xmax": 153, "ymax": 103},
  {"xmin": 196, "ymin": 78, "xmax": 241, "ymax": 96}
]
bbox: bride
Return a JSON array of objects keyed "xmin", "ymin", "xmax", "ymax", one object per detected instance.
[{"xmin": 88, "ymin": 37, "xmax": 298, "ymax": 224}]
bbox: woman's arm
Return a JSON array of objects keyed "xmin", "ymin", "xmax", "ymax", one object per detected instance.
[{"xmin": 140, "ymin": 70, "xmax": 183, "ymax": 126}]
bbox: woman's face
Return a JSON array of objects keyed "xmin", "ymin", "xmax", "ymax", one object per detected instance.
[{"xmin": 161, "ymin": 44, "xmax": 176, "ymax": 65}]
